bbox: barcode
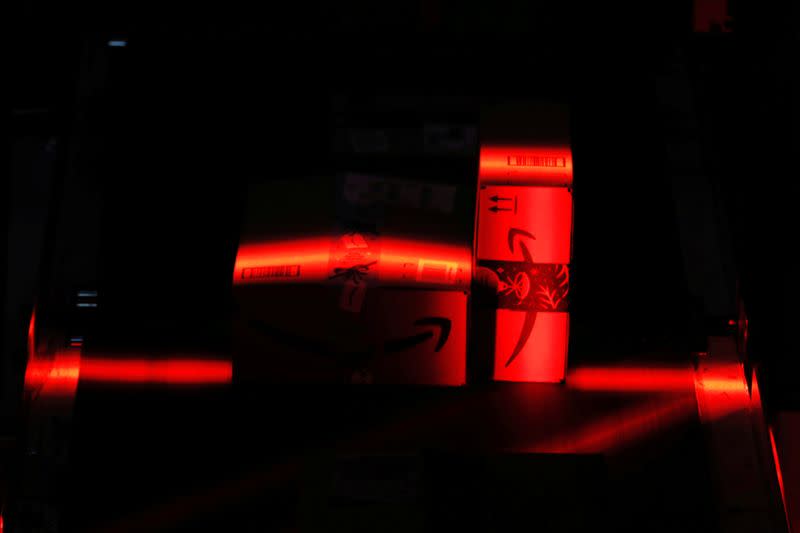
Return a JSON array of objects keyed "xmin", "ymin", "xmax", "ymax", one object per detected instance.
[
  {"xmin": 242, "ymin": 265, "xmax": 301, "ymax": 280},
  {"xmin": 417, "ymin": 261, "xmax": 457, "ymax": 284},
  {"xmin": 507, "ymin": 155, "xmax": 566, "ymax": 168}
]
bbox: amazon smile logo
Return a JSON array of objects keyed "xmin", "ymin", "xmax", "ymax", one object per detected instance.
[
  {"xmin": 247, "ymin": 316, "xmax": 452, "ymax": 363},
  {"xmin": 383, "ymin": 317, "xmax": 451, "ymax": 354},
  {"xmin": 504, "ymin": 227, "xmax": 537, "ymax": 367}
]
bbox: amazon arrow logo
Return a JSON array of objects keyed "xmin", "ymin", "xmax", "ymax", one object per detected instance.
[
  {"xmin": 507, "ymin": 228, "xmax": 535, "ymax": 263},
  {"xmin": 247, "ymin": 316, "xmax": 452, "ymax": 361},
  {"xmin": 383, "ymin": 317, "xmax": 451, "ymax": 354},
  {"xmin": 506, "ymin": 228, "xmax": 536, "ymax": 367}
]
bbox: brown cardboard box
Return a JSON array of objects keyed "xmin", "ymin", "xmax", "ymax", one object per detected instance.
[
  {"xmin": 233, "ymin": 285, "xmax": 466, "ymax": 385},
  {"xmin": 233, "ymin": 176, "xmax": 470, "ymax": 384},
  {"xmin": 474, "ymin": 174, "xmax": 573, "ymax": 383},
  {"xmin": 234, "ymin": 177, "xmax": 472, "ymax": 295}
]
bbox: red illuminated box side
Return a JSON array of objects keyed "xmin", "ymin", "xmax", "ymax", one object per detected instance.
[
  {"xmin": 474, "ymin": 160, "xmax": 573, "ymax": 383},
  {"xmin": 231, "ymin": 178, "xmax": 470, "ymax": 385}
]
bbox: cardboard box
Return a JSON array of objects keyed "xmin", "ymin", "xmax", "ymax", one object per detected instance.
[
  {"xmin": 336, "ymin": 172, "xmax": 474, "ymax": 247},
  {"xmin": 233, "ymin": 286, "xmax": 467, "ymax": 385},
  {"xmin": 475, "ymin": 185, "xmax": 572, "ymax": 264},
  {"xmin": 234, "ymin": 235, "xmax": 470, "ymax": 294},
  {"xmin": 492, "ymin": 311, "xmax": 569, "ymax": 383},
  {"xmin": 233, "ymin": 285, "xmax": 373, "ymax": 383},
  {"xmin": 233, "ymin": 176, "xmax": 470, "ymax": 384},
  {"xmin": 478, "ymin": 102, "xmax": 573, "ymax": 188},
  {"xmin": 474, "ymin": 179, "xmax": 573, "ymax": 383},
  {"xmin": 233, "ymin": 177, "xmax": 472, "ymax": 295}
]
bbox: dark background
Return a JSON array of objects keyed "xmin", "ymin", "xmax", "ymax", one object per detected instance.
[{"xmin": 6, "ymin": 0, "xmax": 798, "ymax": 530}]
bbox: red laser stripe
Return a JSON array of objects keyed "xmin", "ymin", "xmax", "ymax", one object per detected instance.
[
  {"xmin": 79, "ymin": 358, "xmax": 232, "ymax": 384},
  {"xmin": 769, "ymin": 427, "xmax": 790, "ymax": 530}
]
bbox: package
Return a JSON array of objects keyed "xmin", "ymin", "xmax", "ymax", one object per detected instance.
[
  {"xmin": 335, "ymin": 172, "xmax": 473, "ymax": 247},
  {"xmin": 474, "ymin": 151, "xmax": 573, "ymax": 382},
  {"xmin": 233, "ymin": 176, "xmax": 470, "ymax": 385},
  {"xmin": 234, "ymin": 236, "xmax": 470, "ymax": 294},
  {"xmin": 233, "ymin": 176, "xmax": 472, "ymax": 296}
]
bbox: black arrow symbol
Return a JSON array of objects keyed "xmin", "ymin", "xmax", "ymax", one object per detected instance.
[
  {"xmin": 490, "ymin": 195, "xmax": 512, "ymax": 202},
  {"xmin": 248, "ymin": 316, "xmax": 451, "ymax": 363},
  {"xmin": 489, "ymin": 205, "xmax": 512, "ymax": 213},
  {"xmin": 505, "ymin": 310, "xmax": 537, "ymax": 367},
  {"xmin": 507, "ymin": 228, "xmax": 536, "ymax": 263},
  {"xmin": 383, "ymin": 317, "xmax": 451, "ymax": 353}
]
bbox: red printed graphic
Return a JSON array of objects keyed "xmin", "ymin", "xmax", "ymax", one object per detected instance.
[
  {"xmin": 494, "ymin": 311, "xmax": 569, "ymax": 383},
  {"xmin": 475, "ymin": 181, "xmax": 572, "ymax": 382},
  {"xmin": 476, "ymin": 186, "xmax": 572, "ymax": 263}
]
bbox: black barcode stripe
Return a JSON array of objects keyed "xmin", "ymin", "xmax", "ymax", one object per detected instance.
[
  {"xmin": 506, "ymin": 156, "xmax": 566, "ymax": 168},
  {"xmin": 242, "ymin": 265, "xmax": 301, "ymax": 279}
]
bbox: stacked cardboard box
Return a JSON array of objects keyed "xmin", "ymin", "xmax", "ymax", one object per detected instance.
[
  {"xmin": 473, "ymin": 103, "xmax": 574, "ymax": 383},
  {"xmin": 233, "ymin": 176, "xmax": 470, "ymax": 385}
]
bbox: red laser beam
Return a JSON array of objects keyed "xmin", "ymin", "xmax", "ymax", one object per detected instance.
[
  {"xmin": 524, "ymin": 395, "xmax": 697, "ymax": 454},
  {"xmin": 568, "ymin": 365, "xmax": 749, "ymax": 396},
  {"xmin": 79, "ymin": 358, "xmax": 232, "ymax": 384},
  {"xmin": 568, "ymin": 363, "xmax": 751, "ymax": 428},
  {"xmin": 24, "ymin": 350, "xmax": 81, "ymax": 399},
  {"xmin": 233, "ymin": 235, "xmax": 471, "ymax": 288},
  {"xmin": 24, "ymin": 308, "xmax": 232, "ymax": 393},
  {"xmin": 24, "ymin": 308, "xmax": 82, "ymax": 398},
  {"xmin": 568, "ymin": 366, "xmax": 694, "ymax": 393},
  {"xmin": 25, "ymin": 355, "xmax": 232, "ymax": 393},
  {"xmin": 233, "ymin": 236, "xmax": 332, "ymax": 284}
]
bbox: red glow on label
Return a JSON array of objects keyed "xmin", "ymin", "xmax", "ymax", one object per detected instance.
[
  {"xmin": 233, "ymin": 237, "xmax": 332, "ymax": 284},
  {"xmin": 80, "ymin": 358, "xmax": 232, "ymax": 385},
  {"xmin": 233, "ymin": 236, "xmax": 471, "ymax": 289},
  {"xmin": 494, "ymin": 311, "xmax": 568, "ymax": 382},
  {"xmin": 478, "ymin": 146, "xmax": 573, "ymax": 186}
]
